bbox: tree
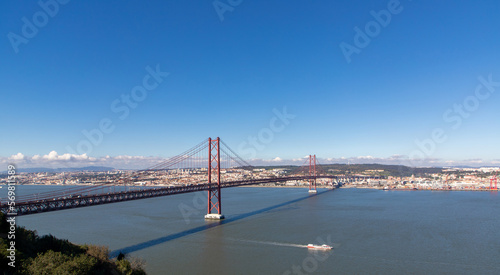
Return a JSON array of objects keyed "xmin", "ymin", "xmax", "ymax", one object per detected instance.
[{"xmin": 25, "ymin": 250, "xmax": 97, "ymax": 275}]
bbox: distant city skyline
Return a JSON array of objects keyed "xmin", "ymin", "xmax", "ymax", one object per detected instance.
[{"xmin": 1, "ymin": 0, "xmax": 499, "ymax": 169}]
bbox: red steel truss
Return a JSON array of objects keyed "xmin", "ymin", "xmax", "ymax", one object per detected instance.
[
  {"xmin": 207, "ymin": 137, "xmax": 222, "ymax": 215},
  {"xmin": 309, "ymin": 154, "xmax": 317, "ymax": 191}
]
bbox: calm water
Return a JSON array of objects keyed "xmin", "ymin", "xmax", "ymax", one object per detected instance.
[{"xmin": 5, "ymin": 186, "xmax": 500, "ymax": 274}]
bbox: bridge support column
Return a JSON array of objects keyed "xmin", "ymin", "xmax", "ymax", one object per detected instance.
[
  {"xmin": 308, "ymin": 155, "xmax": 317, "ymax": 193},
  {"xmin": 490, "ymin": 177, "xmax": 498, "ymax": 190},
  {"xmin": 205, "ymin": 137, "xmax": 225, "ymax": 220}
]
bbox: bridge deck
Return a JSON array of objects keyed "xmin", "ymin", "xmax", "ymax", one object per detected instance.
[{"xmin": 1, "ymin": 175, "xmax": 379, "ymax": 216}]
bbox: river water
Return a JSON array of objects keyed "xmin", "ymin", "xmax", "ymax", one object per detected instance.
[{"xmin": 4, "ymin": 186, "xmax": 500, "ymax": 274}]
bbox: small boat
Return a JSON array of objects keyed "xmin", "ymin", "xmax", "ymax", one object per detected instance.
[{"xmin": 307, "ymin": 244, "xmax": 332, "ymax": 250}]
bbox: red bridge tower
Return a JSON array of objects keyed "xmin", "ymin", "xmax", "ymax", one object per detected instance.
[
  {"xmin": 205, "ymin": 137, "xmax": 224, "ymax": 220},
  {"xmin": 309, "ymin": 154, "xmax": 317, "ymax": 193},
  {"xmin": 490, "ymin": 173, "xmax": 498, "ymax": 191}
]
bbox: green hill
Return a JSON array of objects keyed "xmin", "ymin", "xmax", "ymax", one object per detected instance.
[
  {"xmin": 250, "ymin": 163, "xmax": 442, "ymax": 177},
  {"xmin": 0, "ymin": 212, "xmax": 145, "ymax": 275}
]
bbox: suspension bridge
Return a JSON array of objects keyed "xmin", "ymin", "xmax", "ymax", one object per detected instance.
[{"xmin": 1, "ymin": 138, "xmax": 381, "ymax": 218}]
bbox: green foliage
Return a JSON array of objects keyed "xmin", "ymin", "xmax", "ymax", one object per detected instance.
[
  {"xmin": 25, "ymin": 250, "xmax": 98, "ymax": 275},
  {"xmin": 116, "ymin": 259, "xmax": 133, "ymax": 274},
  {"xmin": 38, "ymin": 234, "xmax": 82, "ymax": 254},
  {"xmin": 14, "ymin": 226, "xmax": 39, "ymax": 259},
  {"xmin": 84, "ymin": 244, "xmax": 110, "ymax": 262},
  {"xmin": 128, "ymin": 256, "xmax": 146, "ymax": 274},
  {"xmin": 0, "ymin": 212, "xmax": 9, "ymax": 234},
  {"xmin": 0, "ymin": 240, "xmax": 11, "ymax": 269},
  {"xmin": 0, "ymin": 213, "xmax": 147, "ymax": 274},
  {"xmin": 116, "ymin": 258, "xmax": 147, "ymax": 275}
]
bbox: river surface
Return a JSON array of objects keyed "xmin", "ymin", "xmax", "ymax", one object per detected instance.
[{"xmin": 4, "ymin": 186, "xmax": 500, "ymax": 274}]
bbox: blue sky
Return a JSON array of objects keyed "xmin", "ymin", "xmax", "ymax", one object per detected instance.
[{"xmin": 1, "ymin": 0, "xmax": 499, "ymax": 168}]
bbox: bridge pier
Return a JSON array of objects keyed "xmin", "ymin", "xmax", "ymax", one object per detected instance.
[{"xmin": 205, "ymin": 213, "xmax": 225, "ymax": 220}]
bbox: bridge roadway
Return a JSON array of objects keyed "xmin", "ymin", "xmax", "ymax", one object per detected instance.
[{"xmin": 0, "ymin": 175, "xmax": 380, "ymax": 216}]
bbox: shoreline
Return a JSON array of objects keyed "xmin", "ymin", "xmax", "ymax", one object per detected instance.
[{"xmin": 2, "ymin": 183, "xmax": 496, "ymax": 192}]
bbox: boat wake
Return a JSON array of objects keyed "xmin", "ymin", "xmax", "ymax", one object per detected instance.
[{"xmin": 227, "ymin": 238, "xmax": 308, "ymax": 248}]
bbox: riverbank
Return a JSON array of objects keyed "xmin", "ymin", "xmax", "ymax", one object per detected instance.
[{"xmin": 2, "ymin": 183, "xmax": 497, "ymax": 192}]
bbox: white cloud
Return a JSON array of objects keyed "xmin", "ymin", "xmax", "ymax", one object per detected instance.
[
  {"xmin": 43, "ymin": 151, "xmax": 58, "ymax": 160},
  {"xmin": 41, "ymin": 151, "xmax": 95, "ymax": 161},
  {"xmin": 357, "ymin": 156, "xmax": 374, "ymax": 160},
  {"xmin": 0, "ymin": 151, "xmax": 163, "ymax": 170},
  {"xmin": 115, "ymin": 155, "xmax": 147, "ymax": 160},
  {"xmin": 9, "ymin": 153, "xmax": 25, "ymax": 160},
  {"xmin": 1, "ymin": 151, "xmax": 499, "ymax": 170}
]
